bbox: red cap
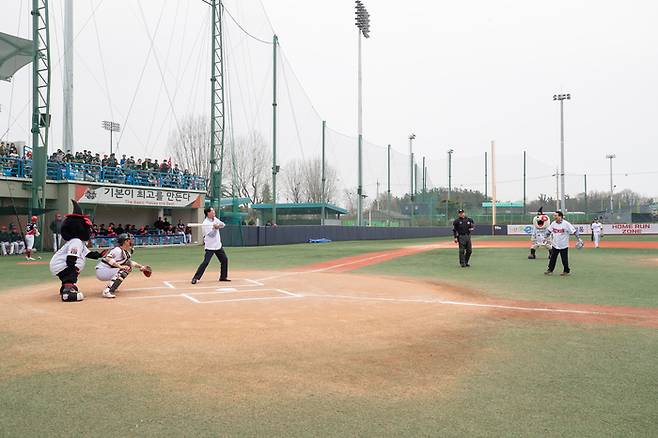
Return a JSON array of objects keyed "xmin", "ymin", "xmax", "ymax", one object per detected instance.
[{"xmin": 31, "ymin": 215, "xmax": 38, "ymax": 222}]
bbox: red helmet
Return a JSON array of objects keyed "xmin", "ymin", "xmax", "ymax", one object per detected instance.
[{"xmin": 31, "ymin": 215, "xmax": 38, "ymax": 222}]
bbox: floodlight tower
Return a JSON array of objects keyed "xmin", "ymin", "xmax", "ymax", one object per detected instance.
[
  {"xmin": 101, "ymin": 120, "xmax": 120, "ymax": 155},
  {"xmin": 355, "ymin": 0, "xmax": 370, "ymax": 226},
  {"xmin": 553, "ymin": 93, "xmax": 571, "ymax": 212}
]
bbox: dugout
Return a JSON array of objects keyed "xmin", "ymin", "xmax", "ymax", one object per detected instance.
[
  {"xmin": 0, "ymin": 178, "xmax": 206, "ymax": 250},
  {"xmin": 251, "ymin": 203, "xmax": 348, "ymax": 225}
]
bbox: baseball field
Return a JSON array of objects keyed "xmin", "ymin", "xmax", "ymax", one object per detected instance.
[{"xmin": 0, "ymin": 236, "xmax": 656, "ymax": 437}]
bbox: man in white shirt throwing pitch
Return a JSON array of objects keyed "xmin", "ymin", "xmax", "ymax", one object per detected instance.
[
  {"xmin": 544, "ymin": 210, "xmax": 584, "ymax": 276},
  {"xmin": 191, "ymin": 207, "xmax": 230, "ymax": 284}
]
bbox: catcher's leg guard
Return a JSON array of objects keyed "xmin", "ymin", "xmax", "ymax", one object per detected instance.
[
  {"xmin": 60, "ymin": 283, "xmax": 84, "ymax": 302},
  {"xmin": 106, "ymin": 269, "xmax": 130, "ymax": 294},
  {"xmin": 528, "ymin": 248, "xmax": 536, "ymax": 259}
]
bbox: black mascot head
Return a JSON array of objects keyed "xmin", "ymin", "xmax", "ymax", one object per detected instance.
[{"xmin": 60, "ymin": 200, "xmax": 93, "ymax": 242}]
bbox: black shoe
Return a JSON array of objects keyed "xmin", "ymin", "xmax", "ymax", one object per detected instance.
[
  {"xmin": 219, "ymin": 278, "xmax": 231, "ymax": 282},
  {"xmin": 191, "ymin": 278, "xmax": 198, "ymax": 284},
  {"xmin": 544, "ymin": 271, "xmax": 553, "ymax": 276},
  {"xmin": 460, "ymin": 264, "xmax": 466, "ymax": 268},
  {"xmin": 465, "ymin": 264, "xmax": 471, "ymax": 267}
]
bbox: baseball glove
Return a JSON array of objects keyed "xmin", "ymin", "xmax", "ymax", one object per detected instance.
[
  {"xmin": 575, "ymin": 239, "xmax": 585, "ymax": 249},
  {"xmin": 141, "ymin": 265, "xmax": 153, "ymax": 277}
]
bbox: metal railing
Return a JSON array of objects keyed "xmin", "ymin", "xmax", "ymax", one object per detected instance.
[
  {"xmin": 0, "ymin": 157, "xmax": 207, "ymax": 191},
  {"xmin": 90, "ymin": 234, "xmax": 187, "ymax": 248}
]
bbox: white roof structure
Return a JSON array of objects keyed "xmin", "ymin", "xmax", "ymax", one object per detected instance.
[{"xmin": 0, "ymin": 32, "xmax": 33, "ymax": 82}]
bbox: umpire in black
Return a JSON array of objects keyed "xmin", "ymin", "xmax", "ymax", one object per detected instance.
[{"xmin": 453, "ymin": 209, "xmax": 475, "ymax": 267}]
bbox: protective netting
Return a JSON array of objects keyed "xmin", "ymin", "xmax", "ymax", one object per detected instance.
[{"xmin": 3, "ymin": 0, "xmax": 640, "ymax": 222}]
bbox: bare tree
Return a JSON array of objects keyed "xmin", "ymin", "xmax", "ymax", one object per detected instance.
[
  {"xmin": 301, "ymin": 158, "xmax": 338, "ymax": 203},
  {"xmin": 282, "ymin": 160, "xmax": 304, "ymax": 203},
  {"xmin": 228, "ymin": 132, "xmax": 271, "ymax": 204},
  {"xmin": 167, "ymin": 115, "xmax": 210, "ymax": 182}
]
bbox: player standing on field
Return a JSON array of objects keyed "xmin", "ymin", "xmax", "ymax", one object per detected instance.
[
  {"xmin": 544, "ymin": 211, "xmax": 583, "ymax": 276},
  {"xmin": 25, "ymin": 216, "xmax": 41, "ymax": 261},
  {"xmin": 453, "ymin": 209, "xmax": 475, "ymax": 268},
  {"xmin": 191, "ymin": 207, "xmax": 230, "ymax": 284},
  {"xmin": 591, "ymin": 218, "xmax": 603, "ymax": 248}
]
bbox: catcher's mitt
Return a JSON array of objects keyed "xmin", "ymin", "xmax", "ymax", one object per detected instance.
[{"xmin": 141, "ymin": 265, "xmax": 153, "ymax": 277}]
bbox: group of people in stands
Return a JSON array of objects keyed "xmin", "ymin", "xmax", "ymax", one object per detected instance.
[
  {"xmin": 89, "ymin": 218, "xmax": 192, "ymax": 247},
  {"xmin": 46, "ymin": 149, "xmax": 203, "ymax": 189},
  {"xmin": 1, "ymin": 142, "xmax": 204, "ymax": 190}
]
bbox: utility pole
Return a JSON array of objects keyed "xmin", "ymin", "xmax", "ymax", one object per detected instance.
[
  {"xmin": 553, "ymin": 93, "xmax": 571, "ymax": 211},
  {"xmin": 272, "ymin": 34, "xmax": 279, "ymax": 224},
  {"xmin": 387, "ymin": 144, "xmax": 391, "ymax": 227},
  {"xmin": 321, "ymin": 120, "xmax": 326, "ymax": 225},
  {"xmin": 422, "ymin": 156, "xmax": 426, "ymax": 193},
  {"xmin": 355, "ymin": 0, "xmax": 371, "ymax": 227},
  {"xmin": 606, "ymin": 154, "xmax": 616, "ymax": 212}
]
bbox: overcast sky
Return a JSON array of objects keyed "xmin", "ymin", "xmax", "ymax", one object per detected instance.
[{"xmin": 2, "ymin": 0, "xmax": 657, "ymax": 202}]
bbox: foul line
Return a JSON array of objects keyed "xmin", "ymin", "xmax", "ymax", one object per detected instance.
[
  {"xmin": 300, "ymin": 293, "xmax": 647, "ymax": 318},
  {"xmin": 254, "ymin": 253, "xmax": 393, "ymax": 282}
]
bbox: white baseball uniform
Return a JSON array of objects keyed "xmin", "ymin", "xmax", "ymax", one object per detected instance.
[
  {"xmin": 591, "ymin": 222, "xmax": 603, "ymax": 248},
  {"xmin": 49, "ymin": 238, "xmax": 90, "ymax": 275},
  {"xmin": 95, "ymin": 247, "xmax": 132, "ymax": 281},
  {"xmin": 546, "ymin": 219, "xmax": 577, "ymax": 250}
]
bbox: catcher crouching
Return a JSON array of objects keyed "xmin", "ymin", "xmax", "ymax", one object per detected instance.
[
  {"xmin": 95, "ymin": 234, "xmax": 152, "ymax": 299},
  {"xmin": 528, "ymin": 207, "xmax": 552, "ymax": 259}
]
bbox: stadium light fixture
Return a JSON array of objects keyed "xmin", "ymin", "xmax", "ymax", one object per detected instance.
[
  {"xmin": 101, "ymin": 120, "xmax": 120, "ymax": 155},
  {"xmin": 553, "ymin": 92, "xmax": 571, "ymax": 212}
]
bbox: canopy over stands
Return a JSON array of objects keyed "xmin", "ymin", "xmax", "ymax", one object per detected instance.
[{"xmin": 0, "ymin": 32, "xmax": 33, "ymax": 81}]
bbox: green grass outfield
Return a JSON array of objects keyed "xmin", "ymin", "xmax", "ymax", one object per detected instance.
[
  {"xmin": 0, "ymin": 238, "xmax": 444, "ymax": 292},
  {"xmin": 1, "ymin": 237, "xmax": 656, "ymax": 437}
]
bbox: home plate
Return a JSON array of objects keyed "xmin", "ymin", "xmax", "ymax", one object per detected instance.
[{"xmin": 218, "ymin": 287, "xmax": 237, "ymax": 292}]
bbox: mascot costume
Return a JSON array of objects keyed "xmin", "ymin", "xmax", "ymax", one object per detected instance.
[
  {"xmin": 528, "ymin": 207, "xmax": 552, "ymax": 259},
  {"xmin": 49, "ymin": 200, "xmax": 107, "ymax": 302}
]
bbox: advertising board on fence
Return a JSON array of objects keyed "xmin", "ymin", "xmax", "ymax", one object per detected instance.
[
  {"xmin": 508, "ymin": 223, "xmax": 658, "ymax": 235},
  {"xmin": 76, "ymin": 184, "xmax": 203, "ymax": 208}
]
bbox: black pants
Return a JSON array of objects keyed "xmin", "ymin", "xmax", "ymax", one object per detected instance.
[
  {"xmin": 193, "ymin": 248, "xmax": 228, "ymax": 280},
  {"xmin": 56, "ymin": 266, "xmax": 79, "ymax": 293},
  {"xmin": 547, "ymin": 248, "xmax": 570, "ymax": 273},
  {"xmin": 458, "ymin": 235, "xmax": 472, "ymax": 266}
]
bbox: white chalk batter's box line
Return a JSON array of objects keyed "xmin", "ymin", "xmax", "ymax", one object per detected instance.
[
  {"xmin": 129, "ymin": 288, "xmax": 303, "ymax": 304},
  {"xmin": 122, "ymin": 278, "xmax": 265, "ymax": 292}
]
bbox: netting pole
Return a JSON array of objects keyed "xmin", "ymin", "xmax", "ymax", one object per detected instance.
[
  {"xmin": 523, "ymin": 150, "xmax": 527, "ymax": 215},
  {"xmin": 387, "ymin": 144, "xmax": 391, "ymax": 227},
  {"xmin": 584, "ymin": 174, "xmax": 588, "ymax": 215},
  {"xmin": 272, "ymin": 34, "xmax": 278, "ymax": 224},
  {"xmin": 321, "ymin": 120, "xmax": 326, "ymax": 225},
  {"xmin": 491, "ymin": 141, "xmax": 497, "ymax": 234},
  {"xmin": 484, "ymin": 151, "xmax": 488, "ymax": 200}
]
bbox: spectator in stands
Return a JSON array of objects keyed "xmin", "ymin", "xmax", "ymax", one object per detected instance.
[{"xmin": 115, "ymin": 223, "xmax": 124, "ymax": 235}]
